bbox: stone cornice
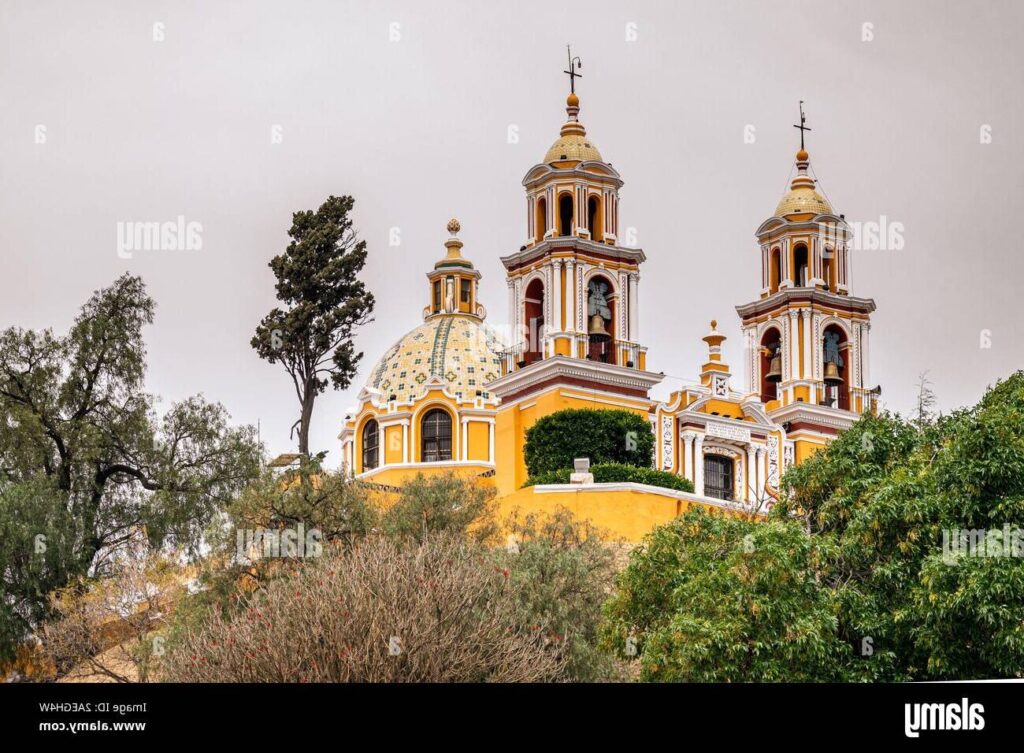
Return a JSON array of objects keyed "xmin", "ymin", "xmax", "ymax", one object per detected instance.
[
  {"xmin": 487, "ymin": 356, "xmax": 663, "ymax": 400},
  {"xmin": 735, "ymin": 288, "xmax": 876, "ymax": 319},
  {"xmin": 501, "ymin": 237, "xmax": 646, "ymax": 270},
  {"xmin": 767, "ymin": 400, "xmax": 860, "ymax": 430}
]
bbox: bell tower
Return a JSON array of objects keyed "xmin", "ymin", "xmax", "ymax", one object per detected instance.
[
  {"xmin": 494, "ymin": 52, "xmax": 654, "ymax": 379},
  {"xmin": 489, "ymin": 53, "xmax": 663, "ymax": 494},
  {"xmin": 735, "ymin": 109, "xmax": 879, "ymax": 447}
]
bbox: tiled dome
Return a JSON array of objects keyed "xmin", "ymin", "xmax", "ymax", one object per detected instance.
[{"xmin": 364, "ymin": 315, "xmax": 505, "ymax": 404}]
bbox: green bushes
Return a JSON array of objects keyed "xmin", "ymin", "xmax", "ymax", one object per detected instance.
[
  {"xmin": 524, "ymin": 463, "xmax": 693, "ymax": 492},
  {"xmin": 523, "ymin": 408, "xmax": 654, "ymax": 476}
]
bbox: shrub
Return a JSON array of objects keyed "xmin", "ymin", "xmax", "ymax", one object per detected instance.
[
  {"xmin": 494, "ymin": 508, "xmax": 625, "ymax": 681},
  {"xmin": 379, "ymin": 473, "xmax": 498, "ymax": 545},
  {"xmin": 523, "ymin": 409, "xmax": 654, "ymax": 476},
  {"xmin": 162, "ymin": 533, "xmax": 563, "ymax": 682},
  {"xmin": 524, "ymin": 463, "xmax": 693, "ymax": 492}
]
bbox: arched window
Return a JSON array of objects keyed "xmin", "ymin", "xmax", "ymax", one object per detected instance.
[
  {"xmin": 588, "ymin": 195, "xmax": 602, "ymax": 241},
  {"xmin": 768, "ymin": 248, "xmax": 781, "ymax": 293},
  {"xmin": 535, "ymin": 196, "xmax": 547, "ymax": 241},
  {"xmin": 361, "ymin": 419, "xmax": 379, "ymax": 471},
  {"xmin": 558, "ymin": 194, "xmax": 573, "ymax": 236},
  {"xmin": 794, "ymin": 244, "xmax": 808, "ymax": 287},
  {"xmin": 421, "ymin": 409, "xmax": 452, "ymax": 462},
  {"xmin": 704, "ymin": 455, "xmax": 734, "ymax": 501}
]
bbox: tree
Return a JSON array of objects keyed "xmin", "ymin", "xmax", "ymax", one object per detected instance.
[
  {"xmin": 601, "ymin": 508, "xmax": 851, "ymax": 681},
  {"xmin": 251, "ymin": 196, "xmax": 375, "ymax": 457},
  {"xmin": 523, "ymin": 408, "xmax": 654, "ymax": 476},
  {"xmin": 0, "ymin": 274, "xmax": 260, "ymax": 662},
  {"xmin": 604, "ymin": 372, "xmax": 1024, "ymax": 682},
  {"xmin": 913, "ymin": 370, "xmax": 937, "ymax": 431},
  {"xmin": 42, "ymin": 544, "xmax": 187, "ymax": 682}
]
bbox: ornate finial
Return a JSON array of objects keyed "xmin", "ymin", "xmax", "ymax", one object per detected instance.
[
  {"xmin": 793, "ymin": 100, "xmax": 811, "ymax": 154},
  {"xmin": 447, "ymin": 218, "xmax": 461, "ymax": 236},
  {"xmin": 710, "ymin": 319, "xmax": 718, "ymax": 330},
  {"xmin": 564, "ymin": 45, "xmax": 583, "ymax": 95}
]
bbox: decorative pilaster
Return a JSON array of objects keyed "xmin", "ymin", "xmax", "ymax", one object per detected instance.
[
  {"xmin": 628, "ymin": 272, "xmax": 639, "ymax": 342},
  {"xmin": 693, "ymin": 435, "xmax": 705, "ymax": 496},
  {"xmin": 788, "ymin": 310, "xmax": 800, "ymax": 383},
  {"xmin": 746, "ymin": 446, "xmax": 757, "ymax": 503}
]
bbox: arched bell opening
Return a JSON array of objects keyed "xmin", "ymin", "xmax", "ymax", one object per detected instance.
[
  {"xmin": 821, "ymin": 324, "xmax": 850, "ymax": 410},
  {"xmin": 558, "ymin": 193, "xmax": 573, "ymax": 236},
  {"xmin": 793, "ymin": 244, "xmax": 809, "ymax": 287},
  {"xmin": 587, "ymin": 195, "xmax": 603, "ymax": 242},
  {"xmin": 585, "ymin": 273, "xmax": 616, "ymax": 364},
  {"xmin": 768, "ymin": 247, "xmax": 781, "ymax": 294},
  {"xmin": 523, "ymin": 277, "xmax": 545, "ymax": 366},
  {"xmin": 760, "ymin": 327, "xmax": 783, "ymax": 403}
]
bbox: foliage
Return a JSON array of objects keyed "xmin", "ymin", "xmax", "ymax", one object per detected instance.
[
  {"xmin": 608, "ymin": 371, "xmax": 1024, "ymax": 681},
  {"xmin": 218, "ymin": 459, "xmax": 378, "ymax": 553},
  {"xmin": 601, "ymin": 508, "xmax": 850, "ymax": 681},
  {"xmin": 0, "ymin": 274, "xmax": 261, "ymax": 663},
  {"xmin": 162, "ymin": 533, "xmax": 563, "ymax": 682},
  {"xmin": 41, "ymin": 545, "xmax": 187, "ymax": 682},
  {"xmin": 379, "ymin": 473, "xmax": 498, "ymax": 545},
  {"xmin": 251, "ymin": 195, "xmax": 375, "ymax": 456},
  {"xmin": 494, "ymin": 508, "xmax": 625, "ymax": 681},
  {"xmin": 523, "ymin": 408, "xmax": 654, "ymax": 476},
  {"xmin": 524, "ymin": 463, "xmax": 694, "ymax": 492}
]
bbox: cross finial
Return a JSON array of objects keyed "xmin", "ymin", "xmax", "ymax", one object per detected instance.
[
  {"xmin": 564, "ymin": 45, "xmax": 583, "ymax": 94},
  {"xmin": 793, "ymin": 100, "xmax": 811, "ymax": 151}
]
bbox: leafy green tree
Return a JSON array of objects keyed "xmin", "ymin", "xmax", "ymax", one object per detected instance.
[
  {"xmin": 601, "ymin": 508, "xmax": 851, "ymax": 681},
  {"xmin": 0, "ymin": 274, "xmax": 260, "ymax": 662},
  {"xmin": 251, "ymin": 196, "xmax": 375, "ymax": 457},
  {"xmin": 523, "ymin": 408, "xmax": 654, "ymax": 476},
  {"xmin": 624, "ymin": 370, "xmax": 1024, "ymax": 682}
]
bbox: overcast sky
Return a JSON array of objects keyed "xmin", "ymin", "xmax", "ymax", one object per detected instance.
[{"xmin": 2, "ymin": 0, "xmax": 1022, "ymax": 463}]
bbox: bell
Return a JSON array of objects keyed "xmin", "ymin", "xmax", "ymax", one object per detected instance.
[
  {"xmin": 766, "ymin": 354, "xmax": 782, "ymax": 383},
  {"xmin": 823, "ymin": 361, "xmax": 843, "ymax": 385},
  {"xmin": 588, "ymin": 313, "xmax": 611, "ymax": 342}
]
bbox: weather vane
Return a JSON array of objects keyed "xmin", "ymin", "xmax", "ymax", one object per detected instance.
[
  {"xmin": 793, "ymin": 100, "xmax": 811, "ymax": 151},
  {"xmin": 564, "ymin": 45, "xmax": 583, "ymax": 94}
]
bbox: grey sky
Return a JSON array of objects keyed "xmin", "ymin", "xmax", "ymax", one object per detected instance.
[{"xmin": 2, "ymin": 0, "xmax": 1022, "ymax": 462}]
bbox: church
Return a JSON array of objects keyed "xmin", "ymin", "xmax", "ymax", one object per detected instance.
[{"xmin": 338, "ymin": 67, "xmax": 879, "ymax": 542}]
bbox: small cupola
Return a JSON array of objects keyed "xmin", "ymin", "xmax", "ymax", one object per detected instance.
[{"xmin": 425, "ymin": 219, "xmax": 483, "ymax": 320}]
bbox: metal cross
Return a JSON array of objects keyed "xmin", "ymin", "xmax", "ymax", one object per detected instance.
[
  {"xmin": 564, "ymin": 45, "xmax": 583, "ymax": 94},
  {"xmin": 793, "ymin": 100, "xmax": 811, "ymax": 150}
]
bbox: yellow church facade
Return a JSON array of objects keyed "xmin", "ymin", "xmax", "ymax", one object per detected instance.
[{"xmin": 339, "ymin": 79, "xmax": 879, "ymax": 542}]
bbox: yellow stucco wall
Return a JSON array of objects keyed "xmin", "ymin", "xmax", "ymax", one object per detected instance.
[
  {"xmin": 499, "ymin": 485, "xmax": 759, "ymax": 543},
  {"xmin": 494, "ymin": 387, "xmax": 652, "ymax": 497}
]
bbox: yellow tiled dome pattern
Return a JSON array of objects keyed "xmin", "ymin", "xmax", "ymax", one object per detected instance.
[{"xmin": 365, "ymin": 315, "xmax": 504, "ymax": 404}]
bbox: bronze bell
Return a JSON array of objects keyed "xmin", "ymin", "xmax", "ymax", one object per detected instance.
[
  {"xmin": 823, "ymin": 361, "xmax": 843, "ymax": 385},
  {"xmin": 766, "ymin": 354, "xmax": 782, "ymax": 383},
  {"xmin": 588, "ymin": 314, "xmax": 611, "ymax": 342}
]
